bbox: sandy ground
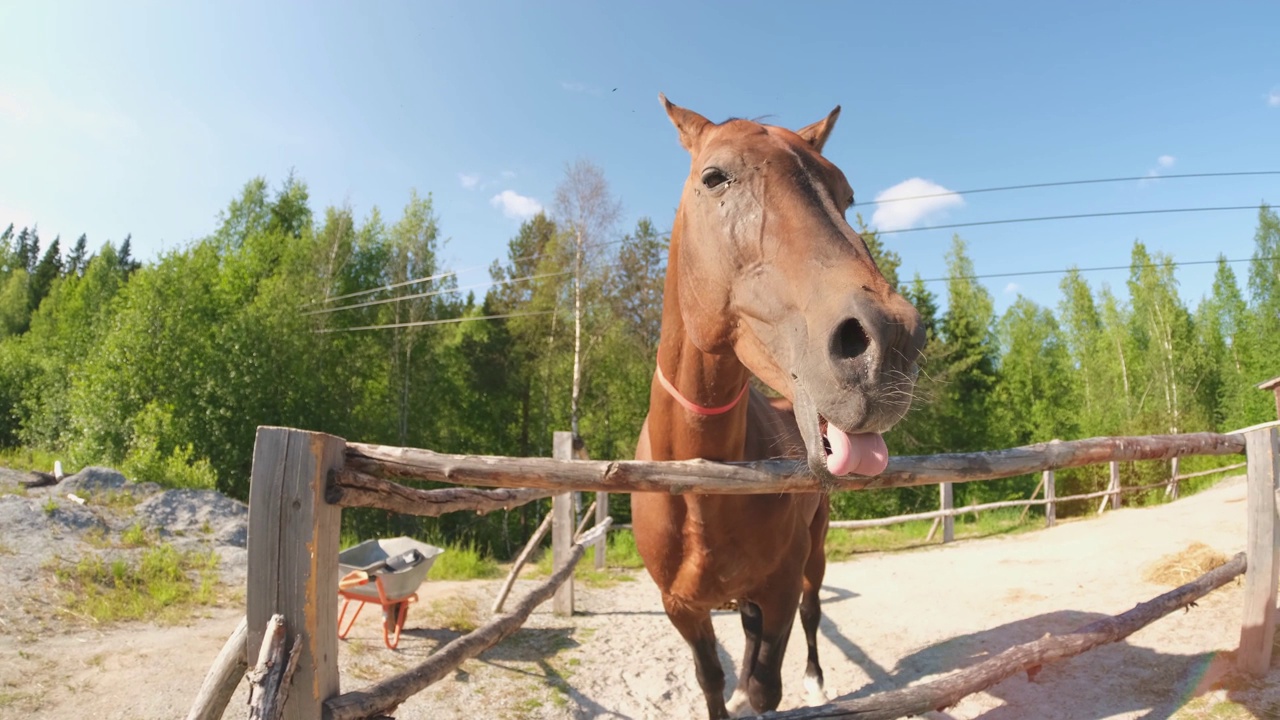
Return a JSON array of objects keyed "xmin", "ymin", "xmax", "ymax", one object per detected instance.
[{"xmin": 2, "ymin": 475, "xmax": 1277, "ymax": 720}]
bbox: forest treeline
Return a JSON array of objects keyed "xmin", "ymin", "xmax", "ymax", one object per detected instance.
[{"xmin": 1, "ymin": 166, "xmax": 1277, "ymax": 556}]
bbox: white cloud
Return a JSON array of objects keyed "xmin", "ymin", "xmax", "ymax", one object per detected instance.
[
  {"xmin": 490, "ymin": 190, "xmax": 543, "ymax": 220},
  {"xmin": 869, "ymin": 178, "xmax": 964, "ymax": 232},
  {"xmin": 1142, "ymin": 155, "xmax": 1177, "ymax": 184},
  {"xmin": 1004, "ymin": 282, "xmax": 1020, "ymax": 295},
  {"xmin": 1268, "ymin": 87, "xmax": 1280, "ymax": 107},
  {"xmin": 560, "ymin": 81, "xmax": 602, "ymax": 96},
  {"xmin": 458, "ymin": 173, "xmax": 480, "ymax": 190}
]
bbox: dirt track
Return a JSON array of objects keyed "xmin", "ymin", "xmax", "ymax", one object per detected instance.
[{"xmin": 1, "ymin": 474, "xmax": 1276, "ymax": 720}]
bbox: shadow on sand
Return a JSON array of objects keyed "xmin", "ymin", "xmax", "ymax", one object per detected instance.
[{"xmin": 817, "ymin": 607, "xmax": 1252, "ymax": 719}]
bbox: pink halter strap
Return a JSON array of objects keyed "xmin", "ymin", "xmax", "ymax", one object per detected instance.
[{"xmin": 654, "ymin": 363, "xmax": 750, "ymax": 417}]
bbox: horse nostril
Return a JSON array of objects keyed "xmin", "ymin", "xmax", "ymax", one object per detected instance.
[{"xmin": 833, "ymin": 318, "xmax": 870, "ymax": 361}]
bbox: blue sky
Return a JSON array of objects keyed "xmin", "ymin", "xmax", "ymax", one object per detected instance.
[{"xmin": 3, "ymin": 1, "xmax": 1278, "ymax": 316}]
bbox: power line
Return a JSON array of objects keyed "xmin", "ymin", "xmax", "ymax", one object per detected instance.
[
  {"xmin": 314, "ymin": 255, "xmax": 1275, "ymax": 331},
  {"xmin": 303, "ymin": 271, "xmax": 572, "ymax": 316},
  {"xmin": 860, "ymin": 170, "xmax": 1280, "ymax": 206},
  {"xmin": 878, "ymin": 205, "xmax": 1262, "ymax": 235},
  {"xmin": 318, "ymin": 310, "xmax": 554, "ymax": 333},
  {"xmin": 917, "ymin": 255, "xmax": 1272, "ymax": 284},
  {"xmin": 308, "ymin": 269, "xmax": 460, "ymax": 306}
]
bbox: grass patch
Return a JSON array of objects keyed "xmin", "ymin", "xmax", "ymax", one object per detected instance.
[
  {"xmin": 532, "ymin": 530, "xmax": 646, "ymax": 581},
  {"xmin": 120, "ymin": 523, "xmax": 151, "ymax": 548},
  {"xmin": 426, "ymin": 596, "xmax": 480, "ymax": 633},
  {"xmin": 53, "ymin": 544, "xmax": 221, "ymax": 624},
  {"xmin": 92, "ymin": 490, "xmax": 141, "ymax": 512},
  {"xmin": 428, "ymin": 542, "xmax": 501, "ymax": 580},
  {"xmin": 42, "ymin": 497, "xmax": 58, "ymax": 516},
  {"xmin": 0, "ymin": 446, "xmax": 67, "ymax": 475},
  {"xmin": 826, "ymin": 507, "xmax": 1040, "ymax": 559},
  {"xmin": 1144, "ymin": 542, "xmax": 1230, "ymax": 586}
]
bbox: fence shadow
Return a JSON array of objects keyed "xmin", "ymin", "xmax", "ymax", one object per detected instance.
[{"xmin": 826, "ymin": 609, "xmax": 1231, "ymax": 719}]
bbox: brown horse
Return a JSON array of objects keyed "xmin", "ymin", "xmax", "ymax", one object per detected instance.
[{"xmin": 632, "ymin": 96, "xmax": 925, "ymax": 718}]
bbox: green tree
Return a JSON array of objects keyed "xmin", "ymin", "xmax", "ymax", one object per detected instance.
[{"xmin": 29, "ymin": 236, "xmax": 62, "ymax": 313}]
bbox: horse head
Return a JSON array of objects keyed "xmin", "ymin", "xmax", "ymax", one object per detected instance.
[{"xmin": 660, "ymin": 94, "xmax": 925, "ymax": 483}]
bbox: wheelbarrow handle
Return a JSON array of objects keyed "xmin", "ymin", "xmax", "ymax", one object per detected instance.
[{"xmin": 339, "ymin": 570, "xmax": 370, "ymax": 590}]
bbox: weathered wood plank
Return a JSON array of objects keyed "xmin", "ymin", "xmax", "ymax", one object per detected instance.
[
  {"xmin": 186, "ymin": 616, "xmax": 248, "ymax": 720},
  {"xmin": 1174, "ymin": 461, "xmax": 1247, "ymax": 481},
  {"xmin": 759, "ymin": 553, "xmax": 1246, "ymax": 719},
  {"xmin": 1238, "ymin": 426, "xmax": 1280, "ymax": 676},
  {"xmin": 827, "ymin": 482, "xmax": 1180, "ymax": 531},
  {"xmin": 248, "ymin": 614, "xmax": 303, "ymax": 720},
  {"xmin": 324, "ymin": 520, "xmax": 611, "ymax": 720},
  {"xmin": 594, "ymin": 491, "xmax": 608, "ymax": 570},
  {"xmin": 326, "ymin": 470, "xmax": 553, "ymax": 516},
  {"xmin": 341, "ymin": 432, "xmax": 1244, "ymax": 495},
  {"xmin": 246, "ymin": 427, "xmax": 345, "ymax": 720},
  {"xmin": 1044, "ymin": 470, "xmax": 1056, "ymax": 529},
  {"xmin": 940, "ymin": 482, "xmax": 954, "ymax": 543},
  {"xmin": 552, "ymin": 431, "xmax": 574, "ymax": 617}
]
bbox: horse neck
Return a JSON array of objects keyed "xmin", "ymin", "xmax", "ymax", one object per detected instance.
[{"xmin": 647, "ymin": 219, "xmax": 752, "ymax": 464}]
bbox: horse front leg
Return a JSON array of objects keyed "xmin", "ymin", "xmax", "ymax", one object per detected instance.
[
  {"xmin": 664, "ymin": 597, "xmax": 730, "ymax": 720},
  {"xmin": 800, "ymin": 500, "xmax": 831, "ymax": 705}
]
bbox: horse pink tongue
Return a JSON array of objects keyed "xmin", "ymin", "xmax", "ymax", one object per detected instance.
[{"xmin": 824, "ymin": 425, "xmax": 889, "ymax": 476}]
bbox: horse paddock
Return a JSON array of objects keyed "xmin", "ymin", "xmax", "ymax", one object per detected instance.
[{"xmin": 5, "ymin": 471, "xmax": 1274, "ymax": 720}]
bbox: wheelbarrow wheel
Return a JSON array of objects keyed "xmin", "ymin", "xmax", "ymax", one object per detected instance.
[
  {"xmin": 382, "ymin": 601, "xmax": 404, "ymax": 633},
  {"xmin": 381, "ymin": 600, "xmax": 409, "ymax": 649}
]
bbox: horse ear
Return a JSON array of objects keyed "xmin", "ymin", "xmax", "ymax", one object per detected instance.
[
  {"xmin": 796, "ymin": 106, "xmax": 841, "ymax": 153},
  {"xmin": 659, "ymin": 94, "xmax": 712, "ymax": 153}
]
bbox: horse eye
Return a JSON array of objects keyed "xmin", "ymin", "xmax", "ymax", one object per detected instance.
[{"xmin": 701, "ymin": 168, "xmax": 730, "ymax": 189}]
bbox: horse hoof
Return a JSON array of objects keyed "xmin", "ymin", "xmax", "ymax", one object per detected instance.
[
  {"xmin": 726, "ymin": 688, "xmax": 753, "ymax": 717},
  {"xmin": 804, "ymin": 674, "xmax": 831, "ymax": 706}
]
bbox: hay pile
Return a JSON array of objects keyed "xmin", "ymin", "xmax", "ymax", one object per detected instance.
[{"xmin": 1143, "ymin": 541, "xmax": 1230, "ymax": 586}]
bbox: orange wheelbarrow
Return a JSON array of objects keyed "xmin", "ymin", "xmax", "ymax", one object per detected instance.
[{"xmin": 337, "ymin": 537, "xmax": 444, "ymax": 650}]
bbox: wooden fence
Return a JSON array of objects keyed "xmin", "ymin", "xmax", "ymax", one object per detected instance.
[{"xmin": 189, "ymin": 422, "xmax": 1280, "ymax": 720}]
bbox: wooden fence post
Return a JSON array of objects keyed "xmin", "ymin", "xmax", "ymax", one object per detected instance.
[
  {"xmin": 1110, "ymin": 461, "xmax": 1121, "ymax": 509},
  {"xmin": 594, "ymin": 491, "xmax": 608, "ymax": 570},
  {"xmin": 1044, "ymin": 470, "xmax": 1055, "ymax": 528},
  {"xmin": 552, "ymin": 432, "xmax": 575, "ymax": 616},
  {"xmin": 1099, "ymin": 461, "xmax": 1120, "ymax": 514},
  {"xmin": 246, "ymin": 427, "xmax": 345, "ymax": 720},
  {"xmin": 1238, "ymin": 425, "xmax": 1280, "ymax": 676},
  {"xmin": 1168, "ymin": 456, "xmax": 1181, "ymax": 499},
  {"xmin": 940, "ymin": 482, "xmax": 954, "ymax": 543}
]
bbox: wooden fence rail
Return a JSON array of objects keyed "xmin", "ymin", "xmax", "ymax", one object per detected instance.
[
  {"xmin": 832, "ymin": 460, "xmax": 1250, "ymax": 536},
  {"xmin": 337, "ymin": 432, "xmax": 1244, "ymax": 497}
]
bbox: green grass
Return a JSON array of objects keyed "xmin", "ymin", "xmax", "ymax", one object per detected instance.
[
  {"xmin": 0, "ymin": 447, "xmax": 68, "ymax": 475},
  {"xmin": 42, "ymin": 497, "xmax": 58, "ymax": 516},
  {"xmin": 825, "ymin": 507, "xmax": 1041, "ymax": 560},
  {"xmin": 428, "ymin": 542, "xmax": 502, "ymax": 580},
  {"xmin": 119, "ymin": 523, "xmax": 151, "ymax": 548},
  {"xmin": 531, "ymin": 533, "xmax": 642, "ymax": 587},
  {"xmin": 53, "ymin": 543, "xmax": 221, "ymax": 624}
]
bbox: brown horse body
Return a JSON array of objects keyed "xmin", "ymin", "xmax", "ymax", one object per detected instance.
[{"xmin": 633, "ymin": 97, "xmax": 924, "ymax": 718}]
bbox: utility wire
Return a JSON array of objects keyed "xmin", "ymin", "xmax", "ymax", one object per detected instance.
[
  {"xmin": 878, "ymin": 205, "xmax": 1262, "ymax": 235},
  {"xmin": 323, "ymin": 255, "xmax": 1274, "ymax": 332},
  {"xmin": 303, "ymin": 271, "xmax": 572, "ymax": 316},
  {"xmin": 917, "ymin": 255, "xmax": 1273, "ymax": 284},
  {"xmin": 860, "ymin": 170, "xmax": 1280, "ymax": 206},
  {"xmin": 308, "ymin": 269, "xmax": 460, "ymax": 306},
  {"xmin": 318, "ymin": 310, "xmax": 555, "ymax": 333}
]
